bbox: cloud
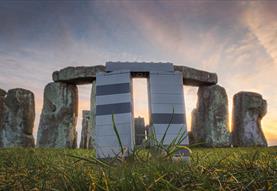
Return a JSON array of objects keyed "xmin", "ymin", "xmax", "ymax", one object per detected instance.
[
  {"xmin": 243, "ymin": 1, "xmax": 277, "ymax": 65},
  {"xmin": 0, "ymin": 1, "xmax": 277, "ymax": 146}
]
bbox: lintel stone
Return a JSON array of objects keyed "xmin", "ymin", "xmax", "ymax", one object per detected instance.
[
  {"xmin": 174, "ymin": 65, "xmax": 217, "ymax": 86},
  {"xmin": 52, "ymin": 65, "xmax": 105, "ymax": 85},
  {"xmin": 52, "ymin": 63, "xmax": 217, "ymax": 86}
]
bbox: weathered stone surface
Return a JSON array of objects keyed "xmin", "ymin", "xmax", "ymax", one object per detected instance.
[
  {"xmin": 232, "ymin": 92, "xmax": 267, "ymax": 147},
  {"xmin": 53, "ymin": 64, "xmax": 216, "ymax": 86},
  {"xmin": 189, "ymin": 109, "xmax": 199, "ymax": 145},
  {"xmin": 191, "ymin": 85, "xmax": 230, "ymax": 147},
  {"xmin": 37, "ymin": 82, "xmax": 78, "ymax": 148},
  {"xmin": 0, "ymin": 89, "xmax": 6, "ymax": 131},
  {"xmin": 0, "ymin": 89, "xmax": 6, "ymax": 97},
  {"xmin": 0, "ymin": 88, "xmax": 35, "ymax": 147},
  {"xmin": 53, "ymin": 66, "xmax": 105, "ymax": 85},
  {"xmin": 134, "ymin": 117, "xmax": 145, "ymax": 145},
  {"xmin": 89, "ymin": 81, "xmax": 96, "ymax": 149},
  {"xmin": 188, "ymin": 131, "xmax": 195, "ymax": 145},
  {"xmin": 79, "ymin": 110, "xmax": 94, "ymax": 149},
  {"xmin": 174, "ymin": 65, "xmax": 217, "ymax": 86}
]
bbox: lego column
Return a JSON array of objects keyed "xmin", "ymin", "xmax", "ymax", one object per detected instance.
[
  {"xmin": 95, "ymin": 71, "xmax": 134, "ymax": 158},
  {"xmin": 148, "ymin": 71, "xmax": 188, "ymax": 145}
]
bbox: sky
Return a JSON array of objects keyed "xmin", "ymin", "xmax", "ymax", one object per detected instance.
[{"xmin": 0, "ymin": 0, "xmax": 276, "ymax": 146}]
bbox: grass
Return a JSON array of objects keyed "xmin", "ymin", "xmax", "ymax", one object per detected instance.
[{"xmin": 0, "ymin": 147, "xmax": 276, "ymax": 190}]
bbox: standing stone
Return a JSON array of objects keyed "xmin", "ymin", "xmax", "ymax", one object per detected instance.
[
  {"xmin": 0, "ymin": 89, "xmax": 6, "ymax": 147},
  {"xmin": 134, "ymin": 117, "xmax": 145, "ymax": 145},
  {"xmin": 89, "ymin": 81, "xmax": 96, "ymax": 149},
  {"xmin": 37, "ymin": 82, "xmax": 78, "ymax": 148},
  {"xmin": 191, "ymin": 85, "xmax": 230, "ymax": 147},
  {"xmin": 79, "ymin": 110, "xmax": 93, "ymax": 149},
  {"xmin": 188, "ymin": 131, "xmax": 195, "ymax": 145},
  {"xmin": 0, "ymin": 88, "xmax": 35, "ymax": 147},
  {"xmin": 0, "ymin": 89, "xmax": 6, "ymax": 127},
  {"xmin": 0, "ymin": 89, "xmax": 6, "ymax": 97},
  {"xmin": 232, "ymin": 92, "xmax": 267, "ymax": 147},
  {"xmin": 189, "ymin": 109, "xmax": 199, "ymax": 145}
]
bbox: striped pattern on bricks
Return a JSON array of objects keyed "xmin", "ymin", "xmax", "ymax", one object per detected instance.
[
  {"xmin": 95, "ymin": 71, "xmax": 134, "ymax": 158},
  {"xmin": 148, "ymin": 71, "xmax": 189, "ymax": 145}
]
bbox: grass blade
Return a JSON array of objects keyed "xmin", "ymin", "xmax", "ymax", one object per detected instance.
[
  {"xmin": 160, "ymin": 107, "xmax": 175, "ymax": 145},
  {"xmin": 112, "ymin": 114, "xmax": 124, "ymax": 155}
]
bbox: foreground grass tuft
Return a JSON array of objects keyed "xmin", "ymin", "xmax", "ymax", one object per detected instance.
[{"xmin": 0, "ymin": 147, "xmax": 276, "ymax": 190}]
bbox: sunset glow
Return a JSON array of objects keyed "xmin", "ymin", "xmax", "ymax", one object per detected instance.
[{"xmin": 0, "ymin": 1, "xmax": 276, "ymax": 145}]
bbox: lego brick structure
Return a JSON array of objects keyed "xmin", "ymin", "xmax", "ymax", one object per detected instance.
[
  {"xmin": 148, "ymin": 71, "xmax": 188, "ymax": 145},
  {"xmin": 95, "ymin": 71, "xmax": 134, "ymax": 158}
]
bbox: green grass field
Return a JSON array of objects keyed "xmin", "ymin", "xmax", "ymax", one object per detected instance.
[{"xmin": 0, "ymin": 147, "xmax": 276, "ymax": 190}]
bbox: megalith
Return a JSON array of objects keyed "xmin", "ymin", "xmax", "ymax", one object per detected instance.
[
  {"xmin": 0, "ymin": 89, "xmax": 6, "ymax": 127},
  {"xmin": 232, "ymin": 92, "xmax": 267, "ymax": 147},
  {"xmin": 134, "ymin": 117, "xmax": 145, "ymax": 145},
  {"xmin": 79, "ymin": 110, "xmax": 94, "ymax": 149},
  {"xmin": 191, "ymin": 85, "xmax": 230, "ymax": 147},
  {"xmin": 0, "ymin": 89, "xmax": 6, "ymax": 97},
  {"xmin": 0, "ymin": 88, "xmax": 35, "ymax": 147},
  {"xmin": 89, "ymin": 81, "xmax": 96, "ymax": 149},
  {"xmin": 79, "ymin": 81, "xmax": 96, "ymax": 149},
  {"xmin": 0, "ymin": 89, "xmax": 6, "ymax": 147},
  {"xmin": 37, "ymin": 82, "xmax": 78, "ymax": 148}
]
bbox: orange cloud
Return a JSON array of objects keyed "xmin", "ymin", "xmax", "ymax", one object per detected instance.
[{"xmin": 243, "ymin": 2, "xmax": 277, "ymax": 65}]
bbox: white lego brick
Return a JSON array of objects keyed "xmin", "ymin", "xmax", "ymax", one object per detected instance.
[
  {"xmin": 149, "ymin": 71, "xmax": 182, "ymax": 77},
  {"xmin": 95, "ymin": 71, "xmax": 134, "ymax": 158},
  {"xmin": 149, "ymin": 72, "xmax": 182, "ymax": 84},
  {"xmin": 96, "ymin": 72, "xmax": 131, "ymax": 86},
  {"xmin": 150, "ymin": 103, "xmax": 185, "ymax": 114},
  {"xmin": 149, "ymin": 78, "xmax": 182, "ymax": 87},
  {"xmin": 154, "ymin": 133, "xmax": 189, "ymax": 145},
  {"xmin": 149, "ymin": 71, "xmax": 182, "ymax": 75},
  {"xmin": 151, "ymin": 124, "xmax": 187, "ymax": 135},
  {"xmin": 96, "ymin": 93, "xmax": 131, "ymax": 105},
  {"xmin": 96, "ymin": 134, "xmax": 131, "ymax": 147},
  {"xmin": 96, "ymin": 113, "xmax": 132, "ymax": 125},
  {"xmin": 96, "ymin": 123, "xmax": 132, "ymax": 136},
  {"xmin": 96, "ymin": 146, "xmax": 130, "ymax": 158},
  {"xmin": 149, "ymin": 73, "xmax": 183, "ymax": 94},
  {"xmin": 150, "ymin": 94, "xmax": 184, "ymax": 104},
  {"xmin": 149, "ymin": 84, "xmax": 183, "ymax": 94},
  {"xmin": 106, "ymin": 62, "xmax": 174, "ymax": 72}
]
